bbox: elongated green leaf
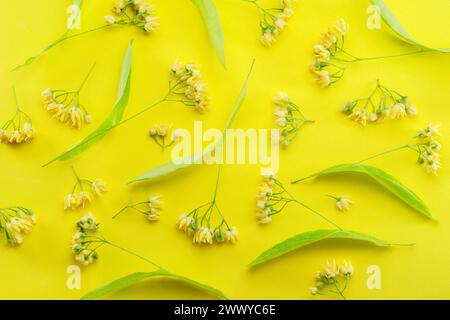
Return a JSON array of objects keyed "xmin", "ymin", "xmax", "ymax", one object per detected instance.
[
  {"xmin": 250, "ymin": 229, "xmax": 405, "ymax": 267},
  {"xmin": 43, "ymin": 41, "xmax": 133, "ymax": 166},
  {"xmin": 191, "ymin": 0, "xmax": 226, "ymax": 66},
  {"xmin": 129, "ymin": 59, "xmax": 255, "ymax": 183},
  {"xmin": 371, "ymin": 0, "xmax": 450, "ymax": 52},
  {"xmin": 81, "ymin": 270, "xmax": 228, "ymax": 300},
  {"xmin": 293, "ymin": 163, "xmax": 433, "ymax": 219}
]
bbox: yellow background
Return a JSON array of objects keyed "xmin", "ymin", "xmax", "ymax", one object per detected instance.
[{"xmin": 0, "ymin": 0, "xmax": 449, "ymax": 300}]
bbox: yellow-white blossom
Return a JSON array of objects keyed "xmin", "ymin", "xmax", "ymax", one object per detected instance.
[
  {"xmin": 91, "ymin": 179, "xmax": 108, "ymax": 197},
  {"xmin": 107, "ymin": 0, "xmax": 159, "ymax": 33},
  {"xmin": 169, "ymin": 61, "xmax": 210, "ymax": 113},
  {"xmin": 1, "ymin": 92, "xmax": 35, "ymax": 145},
  {"xmin": 0, "ymin": 207, "xmax": 36, "ymax": 246},
  {"xmin": 272, "ymin": 92, "xmax": 314, "ymax": 148},
  {"xmin": 246, "ymin": 0, "xmax": 296, "ymax": 48}
]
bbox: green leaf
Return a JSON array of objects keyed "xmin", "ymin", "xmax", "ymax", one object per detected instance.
[
  {"xmin": 250, "ymin": 229, "xmax": 407, "ymax": 267},
  {"xmin": 370, "ymin": 0, "xmax": 450, "ymax": 52},
  {"xmin": 293, "ymin": 163, "xmax": 433, "ymax": 219},
  {"xmin": 81, "ymin": 269, "xmax": 228, "ymax": 300},
  {"xmin": 43, "ymin": 41, "xmax": 133, "ymax": 166},
  {"xmin": 129, "ymin": 59, "xmax": 255, "ymax": 183},
  {"xmin": 191, "ymin": 0, "xmax": 226, "ymax": 66}
]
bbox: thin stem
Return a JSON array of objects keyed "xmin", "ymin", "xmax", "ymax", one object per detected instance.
[
  {"xmin": 78, "ymin": 62, "xmax": 96, "ymax": 92},
  {"xmin": 72, "ymin": 165, "xmax": 83, "ymax": 185},
  {"xmin": 53, "ymin": 25, "xmax": 112, "ymax": 49},
  {"xmin": 356, "ymin": 144, "xmax": 409, "ymax": 164},
  {"xmin": 12, "ymin": 87, "xmax": 21, "ymax": 112},
  {"xmin": 212, "ymin": 165, "xmax": 222, "ymax": 203},
  {"xmin": 112, "ymin": 204, "xmax": 131, "ymax": 219},
  {"xmin": 354, "ymin": 49, "xmax": 432, "ymax": 62},
  {"xmin": 104, "ymin": 240, "xmax": 166, "ymax": 271},
  {"xmin": 292, "ymin": 199, "xmax": 342, "ymax": 230}
]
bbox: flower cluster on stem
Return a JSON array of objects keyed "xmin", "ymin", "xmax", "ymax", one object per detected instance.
[
  {"xmin": 0, "ymin": 90, "xmax": 34, "ymax": 145},
  {"xmin": 149, "ymin": 124, "xmax": 181, "ymax": 151},
  {"xmin": 114, "ymin": 195, "xmax": 163, "ymax": 222},
  {"xmin": 244, "ymin": 0, "xmax": 296, "ymax": 48},
  {"xmin": 64, "ymin": 167, "xmax": 108, "ymax": 210},
  {"xmin": 71, "ymin": 213, "xmax": 101, "ymax": 266},
  {"xmin": 41, "ymin": 64, "xmax": 95, "ymax": 129},
  {"xmin": 177, "ymin": 167, "xmax": 238, "ymax": 245},
  {"xmin": 71, "ymin": 213, "xmax": 165, "ymax": 270},
  {"xmin": 310, "ymin": 19, "xmax": 349, "ymax": 87},
  {"xmin": 0, "ymin": 207, "xmax": 36, "ymax": 246},
  {"xmin": 168, "ymin": 61, "xmax": 210, "ymax": 113},
  {"xmin": 256, "ymin": 173, "xmax": 341, "ymax": 229},
  {"xmin": 310, "ymin": 260, "xmax": 354, "ymax": 299},
  {"xmin": 272, "ymin": 92, "xmax": 314, "ymax": 147},
  {"xmin": 104, "ymin": 0, "xmax": 159, "ymax": 33},
  {"xmin": 341, "ymin": 80, "xmax": 417, "ymax": 125}
]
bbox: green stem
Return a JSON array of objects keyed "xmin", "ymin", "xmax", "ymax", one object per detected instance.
[
  {"xmin": 353, "ymin": 48, "xmax": 433, "ymax": 62},
  {"xmin": 292, "ymin": 199, "xmax": 342, "ymax": 230},
  {"xmin": 104, "ymin": 240, "xmax": 166, "ymax": 271},
  {"xmin": 78, "ymin": 62, "xmax": 97, "ymax": 92},
  {"xmin": 112, "ymin": 205, "xmax": 131, "ymax": 219},
  {"xmin": 356, "ymin": 144, "xmax": 409, "ymax": 164}
]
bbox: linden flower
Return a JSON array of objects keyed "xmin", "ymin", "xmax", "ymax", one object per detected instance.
[
  {"xmin": 1, "ymin": 91, "xmax": 35, "ymax": 145},
  {"xmin": 76, "ymin": 212, "xmax": 99, "ymax": 232},
  {"xmin": 64, "ymin": 167, "xmax": 107, "ymax": 211},
  {"xmin": 169, "ymin": 61, "xmax": 210, "ymax": 113},
  {"xmin": 328, "ymin": 195, "xmax": 353, "ymax": 212},
  {"xmin": 176, "ymin": 210, "xmax": 238, "ymax": 245},
  {"xmin": 256, "ymin": 173, "xmax": 342, "ymax": 230},
  {"xmin": 106, "ymin": 0, "xmax": 159, "ymax": 33},
  {"xmin": 415, "ymin": 124, "xmax": 442, "ymax": 175},
  {"xmin": 71, "ymin": 213, "xmax": 101, "ymax": 266},
  {"xmin": 0, "ymin": 207, "xmax": 36, "ymax": 246},
  {"xmin": 147, "ymin": 195, "xmax": 163, "ymax": 221},
  {"xmin": 341, "ymin": 81, "xmax": 417, "ymax": 125},
  {"xmin": 311, "ymin": 260, "xmax": 354, "ymax": 299},
  {"xmin": 91, "ymin": 179, "xmax": 108, "ymax": 197},
  {"xmin": 113, "ymin": 195, "xmax": 163, "ymax": 222},
  {"xmin": 310, "ymin": 18, "xmax": 349, "ymax": 87},
  {"xmin": 245, "ymin": 0, "xmax": 296, "ymax": 48},
  {"xmin": 272, "ymin": 91, "xmax": 314, "ymax": 148},
  {"xmin": 41, "ymin": 64, "xmax": 95, "ymax": 129},
  {"xmin": 149, "ymin": 124, "xmax": 179, "ymax": 150}
]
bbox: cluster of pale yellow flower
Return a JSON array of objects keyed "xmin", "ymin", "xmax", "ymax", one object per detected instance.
[
  {"xmin": 341, "ymin": 81, "xmax": 417, "ymax": 125},
  {"xmin": 104, "ymin": 0, "xmax": 159, "ymax": 33},
  {"xmin": 0, "ymin": 207, "xmax": 36, "ymax": 246},
  {"xmin": 255, "ymin": 173, "xmax": 279, "ymax": 224},
  {"xmin": 272, "ymin": 91, "xmax": 313, "ymax": 148},
  {"xmin": 414, "ymin": 124, "xmax": 441, "ymax": 175},
  {"xmin": 310, "ymin": 19, "xmax": 349, "ymax": 87},
  {"xmin": 177, "ymin": 211, "xmax": 238, "ymax": 245},
  {"xmin": 149, "ymin": 124, "xmax": 181, "ymax": 150},
  {"xmin": 64, "ymin": 168, "xmax": 108, "ymax": 210},
  {"xmin": 114, "ymin": 195, "xmax": 163, "ymax": 222},
  {"xmin": 41, "ymin": 88, "xmax": 92, "ymax": 129},
  {"xmin": 0, "ymin": 94, "xmax": 35, "ymax": 145},
  {"xmin": 245, "ymin": 0, "xmax": 295, "ymax": 47},
  {"xmin": 169, "ymin": 61, "xmax": 210, "ymax": 113},
  {"xmin": 71, "ymin": 213, "xmax": 100, "ymax": 266},
  {"xmin": 310, "ymin": 260, "xmax": 354, "ymax": 299}
]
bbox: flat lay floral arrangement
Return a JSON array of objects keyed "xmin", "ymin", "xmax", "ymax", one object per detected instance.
[{"xmin": 0, "ymin": 0, "xmax": 449, "ymax": 300}]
